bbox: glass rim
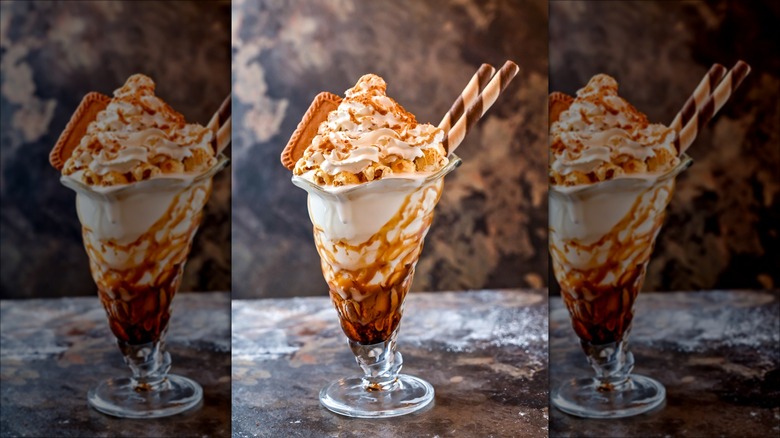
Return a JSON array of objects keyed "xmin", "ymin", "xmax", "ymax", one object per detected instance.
[
  {"xmin": 291, "ymin": 153, "xmax": 462, "ymax": 198},
  {"xmin": 60, "ymin": 154, "xmax": 230, "ymax": 197},
  {"xmin": 549, "ymin": 153, "xmax": 693, "ymax": 195}
]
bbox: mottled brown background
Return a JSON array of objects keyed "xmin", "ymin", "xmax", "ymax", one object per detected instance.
[
  {"xmin": 550, "ymin": 0, "xmax": 780, "ymax": 293},
  {"xmin": 232, "ymin": 0, "xmax": 549, "ymax": 298},
  {"xmin": 0, "ymin": 1, "xmax": 231, "ymax": 299}
]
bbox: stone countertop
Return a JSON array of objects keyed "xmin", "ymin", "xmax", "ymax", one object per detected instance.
[
  {"xmin": 0, "ymin": 292, "xmax": 231, "ymax": 437},
  {"xmin": 550, "ymin": 290, "xmax": 780, "ymax": 437},
  {"xmin": 232, "ymin": 289, "xmax": 549, "ymax": 438}
]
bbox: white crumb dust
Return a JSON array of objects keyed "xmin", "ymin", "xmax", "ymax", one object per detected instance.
[
  {"xmin": 636, "ymin": 296, "xmax": 779, "ymax": 353},
  {"xmin": 404, "ymin": 304, "xmax": 547, "ymax": 357}
]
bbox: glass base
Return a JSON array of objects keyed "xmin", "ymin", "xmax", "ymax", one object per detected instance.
[
  {"xmin": 88, "ymin": 374, "xmax": 203, "ymax": 418},
  {"xmin": 319, "ymin": 374, "xmax": 434, "ymax": 418},
  {"xmin": 552, "ymin": 374, "xmax": 665, "ymax": 418}
]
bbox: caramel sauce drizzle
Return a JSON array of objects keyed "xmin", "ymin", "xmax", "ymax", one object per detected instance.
[
  {"xmin": 82, "ymin": 181, "xmax": 212, "ymax": 345},
  {"xmin": 314, "ymin": 181, "xmax": 443, "ymax": 345},
  {"xmin": 550, "ymin": 181, "xmax": 674, "ymax": 345}
]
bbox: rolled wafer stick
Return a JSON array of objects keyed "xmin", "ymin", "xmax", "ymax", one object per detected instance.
[
  {"xmin": 670, "ymin": 63, "xmax": 727, "ymax": 133},
  {"xmin": 207, "ymin": 94, "xmax": 232, "ymax": 154},
  {"xmin": 438, "ymin": 63, "xmax": 496, "ymax": 133},
  {"xmin": 676, "ymin": 60, "xmax": 751, "ymax": 155},
  {"xmin": 215, "ymin": 118, "xmax": 231, "ymax": 154},
  {"xmin": 443, "ymin": 60, "xmax": 519, "ymax": 154}
]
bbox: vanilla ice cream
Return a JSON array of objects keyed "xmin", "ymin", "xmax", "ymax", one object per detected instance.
[
  {"xmin": 549, "ymin": 74, "xmax": 690, "ymax": 344},
  {"xmin": 292, "ymin": 74, "xmax": 457, "ymax": 344},
  {"xmin": 59, "ymin": 74, "xmax": 226, "ymax": 345}
]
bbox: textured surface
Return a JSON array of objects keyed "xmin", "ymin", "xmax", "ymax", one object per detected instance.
[
  {"xmin": 231, "ymin": 0, "xmax": 549, "ymax": 298},
  {"xmin": 549, "ymin": 0, "xmax": 780, "ymax": 293},
  {"xmin": 550, "ymin": 290, "xmax": 780, "ymax": 437},
  {"xmin": 0, "ymin": 292, "xmax": 231, "ymax": 437},
  {"xmin": 0, "ymin": 1, "xmax": 232, "ymax": 298},
  {"xmin": 232, "ymin": 289, "xmax": 549, "ymax": 437}
]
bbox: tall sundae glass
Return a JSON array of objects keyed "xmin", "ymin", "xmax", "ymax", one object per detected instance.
[
  {"xmin": 51, "ymin": 75, "xmax": 229, "ymax": 418},
  {"xmin": 285, "ymin": 74, "xmax": 459, "ymax": 417},
  {"xmin": 295, "ymin": 157, "xmax": 461, "ymax": 418},
  {"xmin": 283, "ymin": 62, "xmax": 517, "ymax": 418},
  {"xmin": 548, "ymin": 75, "xmax": 688, "ymax": 418},
  {"xmin": 548, "ymin": 59, "xmax": 751, "ymax": 417}
]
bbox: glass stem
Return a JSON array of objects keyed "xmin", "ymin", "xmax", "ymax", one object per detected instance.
[
  {"xmin": 581, "ymin": 335, "xmax": 634, "ymax": 391},
  {"xmin": 117, "ymin": 338, "xmax": 172, "ymax": 392},
  {"xmin": 349, "ymin": 328, "xmax": 403, "ymax": 391}
]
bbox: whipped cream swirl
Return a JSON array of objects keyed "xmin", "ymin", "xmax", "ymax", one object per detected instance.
[
  {"xmin": 294, "ymin": 74, "xmax": 447, "ymax": 186},
  {"xmin": 550, "ymin": 74, "xmax": 678, "ymax": 185},
  {"xmin": 63, "ymin": 74, "xmax": 216, "ymax": 186}
]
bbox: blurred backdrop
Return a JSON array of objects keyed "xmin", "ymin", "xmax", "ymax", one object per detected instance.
[
  {"xmin": 550, "ymin": 0, "xmax": 780, "ymax": 292},
  {"xmin": 232, "ymin": 0, "xmax": 549, "ymax": 298},
  {"xmin": 0, "ymin": 1, "xmax": 231, "ymax": 299}
]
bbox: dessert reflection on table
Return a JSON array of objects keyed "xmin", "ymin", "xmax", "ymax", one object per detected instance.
[{"xmin": 550, "ymin": 290, "xmax": 780, "ymax": 438}]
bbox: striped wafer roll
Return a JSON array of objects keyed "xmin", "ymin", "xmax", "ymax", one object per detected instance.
[
  {"xmin": 676, "ymin": 60, "xmax": 751, "ymax": 155},
  {"xmin": 438, "ymin": 63, "xmax": 496, "ymax": 133},
  {"xmin": 215, "ymin": 115, "xmax": 232, "ymax": 154},
  {"xmin": 444, "ymin": 60, "xmax": 519, "ymax": 154},
  {"xmin": 670, "ymin": 63, "xmax": 727, "ymax": 133},
  {"xmin": 207, "ymin": 94, "xmax": 232, "ymax": 153}
]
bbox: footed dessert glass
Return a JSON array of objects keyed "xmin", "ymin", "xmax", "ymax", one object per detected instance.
[
  {"xmin": 549, "ymin": 155, "xmax": 692, "ymax": 418},
  {"xmin": 293, "ymin": 155, "xmax": 461, "ymax": 418},
  {"xmin": 61, "ymin": 155, "xmax": 228, "ymax": 418}
]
